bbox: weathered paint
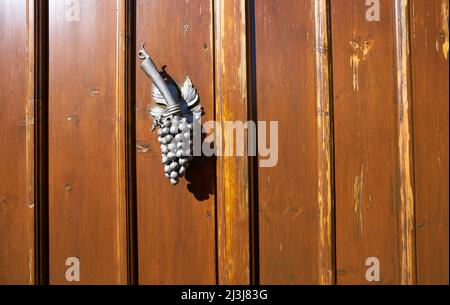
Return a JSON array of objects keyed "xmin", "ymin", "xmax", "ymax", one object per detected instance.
[
  {"xmin": 350, "ymin": 40, "xmax": 374, "ymax": 92},
  {"xmin": 441, "ymin": 0, "xmax": 449, "ymax": 60},
  {"xmin": 394, "ymin": 0, "xmax": 416, "ymax": 285},
  {"xmin": 214, "ymin": 0, "xmax": 251, "ymax": 285},
  {"xmin": 350, "ymin": 52, "xmax": 361, "ymax": 92},
  {"xmin": 332, "ymin": 0, "xmax": 405, "ymax": 284},
  {"xmin": 0, "ymin": 0, "xmax": 448, "ymax": 286},
  {"xmin": 353, "ymin": 163, "xmax": 364, "ymax": 240},
  {"xmin": 314, "ymin": 0, "xmax": 335, "ymax": 285}
]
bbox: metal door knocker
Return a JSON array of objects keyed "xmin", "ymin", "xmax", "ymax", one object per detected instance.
[{"xmin": 138, "ymin": 45, "xmax": 203, "ymax": 185}]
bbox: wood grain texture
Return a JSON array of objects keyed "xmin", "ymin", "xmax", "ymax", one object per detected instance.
[
  {"xmin": 0, "ymin": 0, "xmax": 36, "ymax": 284},
  {"xmin": 313, "ymin": 0, "xmax": 335, "ymax": 285},
  {"xmin": 215, "ymin": 0, "xmax": 251, "ymax": 285},
  {"xmin": 331, "ymin": 0, "xmax": 413, "ymax": 284},
  {"xmin": 135, "ymin": 0, "xmax": 216, "ymax": 284},
  {"xmin": 48, "ymin": 0, "xmax": 128, "ymax": 284},
  {"xmin": 0, "ymin": 0, "xmax": 447, "ymax": 285},
  {"xmin": 393, "ymin": 0, "xmax": 416, "ymax": 285},
  {"xmin": 411, "ymin": 0, "xmax": 449, "ymax": 285},
  {"xmin": 255, "ymin": 0, "xmax": 334, "ymax": 284}
]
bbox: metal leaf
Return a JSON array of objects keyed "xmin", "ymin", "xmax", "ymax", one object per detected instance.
[
  {"xmin": 181, "ymin": 76, "xmax": 199, "ymax": 107},
  {"xmin": 152, "ymin": 85, "xmax": 167, "ymax": 106}
]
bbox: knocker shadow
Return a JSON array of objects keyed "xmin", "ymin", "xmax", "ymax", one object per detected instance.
[
  {"xmin": 184, "ymin": 130, "xmax": 215, "ymax": 202},
  {"xmin": 161, "ymin": 67, "xmax": 215, "ymax": 202}
]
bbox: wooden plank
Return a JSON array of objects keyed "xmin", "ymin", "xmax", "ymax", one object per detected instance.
[
  {"xmin": 48, "ymin": 0, "xmax": 128, "ymax": 284},
  {"xmin": 215, "ymin": 0, "xmax": 251, "ymax": 285},
  {"xmin": 393, "ymin": 0, "xmax": 416, "ymax": 285},
  {"xmin": 255, "ymin": 0, "xmax": 334, "ymax": 284},
  {"xmin": 0, "ymin": 0, "xmax": 36, "ymax": 285},
  {"xmin": 314, "ymin": 0, "xmax": 335, "ymax": 285},
  {"xmin": 331, "ymin": 0, "xmax": 416, "ymax": 284},
  {"xmin": 135, "ymin": 0, "xmax": 216, "ymax": 284},
  {"xmin": 411, "ymin": 0, "xmax": 449, "ymax": 284}
]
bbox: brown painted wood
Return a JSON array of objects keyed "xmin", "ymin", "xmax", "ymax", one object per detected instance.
[
  {"xmin": 48, "ymin": 0, "xmax": 128, "ymax": 284},
  {"xmin": 331, "ymin": 0, "xmax": 416, "ymax": 284},
  {"xmin": 0, "ymin": 0, "xmax": 36, "ymax": 284},
  {"xmin": 135, "ymin": 0, "xmax": 216, "ymax": 284},
  {"xmin": 411, "ymin": 0, "xmax": 449, "ymax": 285},
  {"xmin": 0, "ymin": 0, "xmax": 448, "ymax": 286},
  {"xmin": 215, "ymin": 0, "xmax": 251, "ymax": 285},
  {"xmin": 255, "ymin": 0, "xmax": 334, "ymax": 284},
  {"xmin": 393, "ymin": 0, "xmax": 416, "ymax": 285},
  {"xmin": 313, "ymin": 0, "xmax": 335, "ymax": 284}
]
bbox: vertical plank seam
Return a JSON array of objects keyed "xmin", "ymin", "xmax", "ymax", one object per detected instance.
[
  {"xmin": 34, "ymin": 0, "xmax": 49, "ymax": 285},
  {"xmin": 393, "ymin": 0, "xmax": 417, "ymax": 285},
  {"xmin": 407, "ymin": 0, "xmax": 420, "ymax": 284},
  {"xmin": 239, "ymin": 0, "xmax": 250, "ymax": 285},
  {"xmin": 125, "ymin": 0, "xmax": 138, "ymax": 285},
  {"xmin": 245, "ymin": 0, "xmax": 259, "ymax": 285},
  {"xmin": 213, "ymin": 0, "xmax": 224, "ymax": 284},
  {"xmin": 313, "ymin": 0, "xmax": 335, "ymax": 285},
  {"xmin": 211, "ymin": 0, "xmax": 220, "ymax": 285}
]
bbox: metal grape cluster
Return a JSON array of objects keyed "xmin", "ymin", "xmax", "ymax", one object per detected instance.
[
  {"xmin": 156, "ymin": 116, "xmax": 193, "ymax": 185},
  {"xmin": 138, "ymin": 45, "xmax": 202, "ymax": 185}
]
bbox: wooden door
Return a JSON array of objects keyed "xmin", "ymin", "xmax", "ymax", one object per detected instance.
[{"xmin": 0, "ymin": 0, "xmax": 448, "ymax": 285}]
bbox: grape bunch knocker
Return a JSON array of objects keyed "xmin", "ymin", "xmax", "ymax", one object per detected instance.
[{"xmin": 138, "ymin": 45, "xmax": 202, "ymax": 185}]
